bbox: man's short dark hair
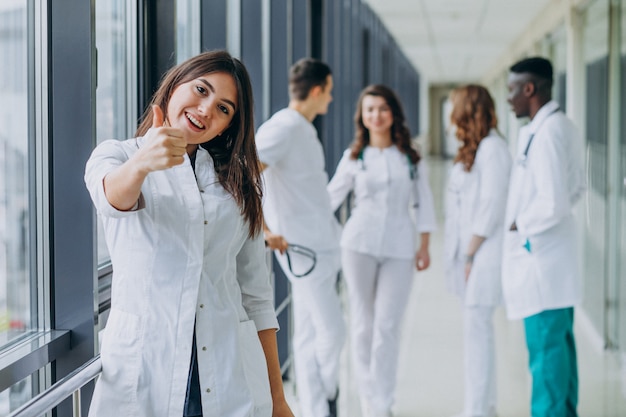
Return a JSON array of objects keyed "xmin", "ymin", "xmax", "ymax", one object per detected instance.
[
  {"xmin": 510, "ymin": 57, "xmax": 553, "ymax": 81},
  {"xmin": 289, "ymin": 58, "xmax": 332, "ymax": 101}
]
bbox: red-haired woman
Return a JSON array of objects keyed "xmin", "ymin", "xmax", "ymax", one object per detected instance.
[{"xmin": 444, "ymin": 85, "xmax": 511, "ymax": 417}]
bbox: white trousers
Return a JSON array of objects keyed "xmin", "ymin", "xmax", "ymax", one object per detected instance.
[
  {"xmin": 277, "ymin": 249, "xmax": 345, "ymax": 417},
  {"xmin": 462, "ymin": 305, "xmax": 497, "ymax": 417},
  {"xmin": 341, "ymin": 249, "xmax": 414, "ymax": 415}
]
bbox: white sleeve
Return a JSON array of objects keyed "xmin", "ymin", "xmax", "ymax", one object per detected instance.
[
  {"xmin": 255, "ymin": 118, "xmax": 292, "ymax": 167},
  {"xmin": 471, "ymin": 141, "xmax": 512, "ymax": 237},
  {"xmin": 327, "ymin": 149, "xmax": 356, "ymax": 212},
  {"xmin": 413, "ymin": 160, "xmax": 437, "ymax": 233},
  {"xmin": 84, "ymin": 139, "xmax": 145, "ymax": 218},
  {"xmin": 237, "ymin": 234, "xmax": 280, "ymax": 332}
]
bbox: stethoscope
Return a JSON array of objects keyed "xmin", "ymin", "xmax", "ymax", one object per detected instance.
[
  {"xmin": 284, "ymin": 244, "xmax": 316, "ymax": 278},
  {"xmin": 516, "ymin": 107, "xmax": 561, "ymax": 167},
  {"xmin": 356, "ymin": 148, "xmax": 420, "ymax": 207},
  {"xmin": 357, "ymin": 148, "xmax": 417, "ymax": 180}
]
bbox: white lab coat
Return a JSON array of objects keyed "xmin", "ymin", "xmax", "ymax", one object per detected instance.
[
  {"xmin": 84, "ymin": 138, "xmax": 278, "ymax": 417},
  {"xmin": 256, "ymin": 108, "xmax": 341, "ymax": 252},
  {"xmin": 502, "ymin": 101, "xmax": 586, "ymax": 320},
  {"xmin": 327, "ymin": 146, "xmax": 437, "ymax": 259},
  {"xmin": 444, "ymin": 132, "xmax": 512, "ymax": 306}
]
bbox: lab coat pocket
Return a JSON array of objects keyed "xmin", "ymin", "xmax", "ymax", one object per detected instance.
[
  {"xmin": 98, "ymin": 308, "xmax": 143, "ymax": 411},
  {"xmin": 239, "ymin": 320, "xmax": 272, "ymax": 416}
]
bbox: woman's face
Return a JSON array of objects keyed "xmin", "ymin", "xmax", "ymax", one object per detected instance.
[
  {"xmin": 166, "ymin": 71, "xmax": 238, "ymax": 145},
  {"xmin": 361, "ymin": 95, "xmax": 393, "ymax": 135}
]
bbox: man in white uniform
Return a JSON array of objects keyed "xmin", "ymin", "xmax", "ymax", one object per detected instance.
[
  {"xmin": 502, "ymin": 57, "xmax": 585, "ymax": 417},
  {"xmin": 256, "ymin": 58, "xmax": 345, "ymax": 417}
]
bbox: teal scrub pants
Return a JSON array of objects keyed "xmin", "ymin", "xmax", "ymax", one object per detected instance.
[{"xmin": 524, "ymin": 307, "xmax": 578, "ymax": 417}]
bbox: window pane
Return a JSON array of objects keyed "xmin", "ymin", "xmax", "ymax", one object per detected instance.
[
  {"xmin": 177, "ymin": 0, "xmax": 201, "ymax": 63},
  {"xmin": 95, "ymin": 0, "xmax": 131, "ymax": 264},
  {"xmin": 0, "ymin": 1, "xmax": 33, "ymax": 346}
]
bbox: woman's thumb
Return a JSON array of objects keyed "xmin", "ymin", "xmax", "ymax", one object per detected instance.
[{"xmin": 152, "ymin": 105, "xmax": 164, "ymax": 127}]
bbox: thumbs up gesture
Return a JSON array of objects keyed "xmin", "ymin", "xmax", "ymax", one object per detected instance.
[{"xmin": 133, "ymin": 105, "xmax": 188, "ymax": 173}]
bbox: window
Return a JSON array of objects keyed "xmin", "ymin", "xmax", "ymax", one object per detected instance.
[
  {"xmin": 176, "ymin": 0, "xmax": 201, "ymax": 63},
  {"xmin": 0, "ymin": 1, "xmax": 37, "ymax": 412},
  {"xmin": 0, "ymin": 0, "xmax": 33, "ymax": 349},
  {"xmin": 95, "ymin": 0, "xmax": 137, "ymax": 264}
]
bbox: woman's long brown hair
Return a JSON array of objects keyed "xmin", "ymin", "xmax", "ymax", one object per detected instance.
[
  {"xmin": 449, "ymin": 85, "xmax": 498, "ymax": 172},
  {"xmin": 349, "ymin": 84, "xmax": 420, "ymax": 164},
  {"xmin": 135, "ymin": 50, "xmax": 263, "ymax": 238}
]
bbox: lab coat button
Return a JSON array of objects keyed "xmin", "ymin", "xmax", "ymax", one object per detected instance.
[
  {"xmin": 204, "ymin": 220, "xmax": 208, "ymax": 225},
  {"xmin": 202, "ymin": 346, "xmax": 207, "ymax": 351},
  {"xmin": 206, "ymin": 388, "xmax": 211, "ymax": 393},
  {"xmin": 199, "ymin": 304, "xmax": 204, "ymax": 308}
]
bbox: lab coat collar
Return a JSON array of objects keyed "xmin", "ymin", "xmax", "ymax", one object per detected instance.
[{"xmin": 528, "ymin": 100, "xmax": 560, "ymax": 134}]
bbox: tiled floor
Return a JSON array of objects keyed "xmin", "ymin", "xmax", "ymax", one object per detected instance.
[{"xmin": 284, "ymin": 158, "xmax": 626, "ymax": 417}]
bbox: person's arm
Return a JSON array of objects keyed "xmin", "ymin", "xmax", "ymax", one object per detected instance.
[
  {"xmin": 415, "ymin": 232, "xmax": 431, "ymax": 271},
  {"xmin": 327, "ymin": 150, "xmax": 356, "ymax": 213},
  {"xmin": 514, "ymin": 124, "xmax": 570, "ymax": 236},
  {"xmin": 258, "ymin": 329, "xmax": 294, "ymax": 417},
  {"xmin": 464, "ymin": 235, "xmax": 486, "ymax": 280},
  {"xmin": 412, "ymin": 161, "xmax": 437, "ymax": 271},
  {"xmin": 466, "ymin": 139, "xmax": 511, "ymax": 278},
  {"xmin": 258, "ymin": 162, "xmax": 289, "ymax": 254},
  {"xmin": 104, "ymin": 105, "xmax": 186, "ymax": 210}
]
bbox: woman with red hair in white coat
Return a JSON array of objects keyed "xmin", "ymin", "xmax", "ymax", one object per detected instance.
[{"xmin": 444, "ymin": 84, "xmax": 511, "ymax": 417}]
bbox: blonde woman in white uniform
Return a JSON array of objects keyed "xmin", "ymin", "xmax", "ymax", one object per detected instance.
[
  {"xmin": 444, "ymin": 85, "xmax": 511, "ymax": 417},
  {"xmin": 327, "ymin": 84, "xmax": 436, "ymax": 417}
]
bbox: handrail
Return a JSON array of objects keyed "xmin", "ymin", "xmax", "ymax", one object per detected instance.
[
  {"xmin": 7, "ymin": 249, "xmax": 293, "ymax": 417},
  {"xmin": 8, "ymin": 355, "xmax": 101, "ymax": 417}
]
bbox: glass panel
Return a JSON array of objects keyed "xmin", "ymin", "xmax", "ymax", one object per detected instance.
[
  {"xmin": 0, "ymin": 1, "xmax": 33, "ymax": 346},
  {"xmin": 620, "ymin": 0, "xmax": 626, "ymax": 368},
  {"xmin": 95, "ymin": 0, "xmax": 130, "ymax": 264},
  {"xmin": 551, "ymin": 25, "xmax": 567, "ymax": 113},
  {"xmin": 581, "ymin": 0, "xmax": 609, "ymax": 338},
  {"xmin": 176, "ymin": 0, "xmax": 200, "ymax": 63}
]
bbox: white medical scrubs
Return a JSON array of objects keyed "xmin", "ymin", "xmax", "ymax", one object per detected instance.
[
  {"xmin": 327, "ymin": 145, "xmax": 436, "ymax": 415},
  {"xmin": 256, "ymin": 108, "xmax": 345, "ymax": 417},
  {"xmin": 444, "ymin": 131, "xmax": 511, "ymax": 417},
  {"xmin": 85, "ymin": 138, "xmax": 278, "ymax": 417}
]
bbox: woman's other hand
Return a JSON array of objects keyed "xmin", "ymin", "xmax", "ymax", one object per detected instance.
[{"xmin": 415, "ymin": 246, "xmax": 430, "ymax": 271}]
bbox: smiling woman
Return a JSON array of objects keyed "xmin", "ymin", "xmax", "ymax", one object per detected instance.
[{"xmin": 83, "ymin": 50, "xmax": 293, "ymax": 417}]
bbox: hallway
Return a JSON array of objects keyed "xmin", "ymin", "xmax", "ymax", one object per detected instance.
[{"xmin": 284, "ymin": 157, "xmax": 626, "ymax": 417}]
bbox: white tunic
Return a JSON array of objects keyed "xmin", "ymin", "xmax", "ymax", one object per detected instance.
[
  {"xmin": 256, "ymin": 108, "xmax": 340, "ymax": 251},
  {"xmin": 444, "ymin": 132, "xmax": 512, "ymax": 306},
  {"xmin": 85, "ymin": 138, "xmax": 278, "ymax": 417},
  {"xmin": 327, "ymin": 146, "xmax": 437, "ymax": 259},
  {"xmin": 502, "ymin": 101, "xmax": 586, "ymax": 319}
]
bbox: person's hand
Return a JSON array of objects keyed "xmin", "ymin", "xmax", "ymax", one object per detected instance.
[
  {"xmin": 464, "ymin": 260, "xmax": 472, "ymax": 281},
  {"xmin": 271, "ymin": 398, "xmax": 295, "ymax": 417},
  {"xmin": 264, "ymin": 231, "xmax": 289, "ymax": 254},
  {"xmin": 132, "ymin": 105, "xmax": 187, "ymax": 173},
  {"xmin": 415, "ymin": 246, "xmax": 430, "ymax": 271}
]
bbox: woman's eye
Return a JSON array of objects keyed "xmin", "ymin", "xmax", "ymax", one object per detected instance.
[
  {"xmin": 218, "ymin": 105, "xmax": 230, "ymax": 115},
  {"xmin": 196, "ymin": 85, "xmax": 207, "ymax": 95}
]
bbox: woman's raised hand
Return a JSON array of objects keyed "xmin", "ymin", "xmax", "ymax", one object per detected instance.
[{"xmin": 133, "ymin": 105, "xmax": 187, "ymax": 173}]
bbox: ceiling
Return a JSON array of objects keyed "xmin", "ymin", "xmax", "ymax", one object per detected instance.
[{"xmin": 363, "ymin": 0, "xmax": 554, "ymax": 85}]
